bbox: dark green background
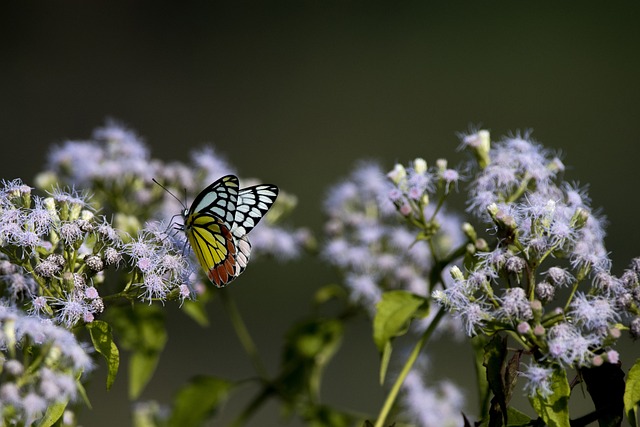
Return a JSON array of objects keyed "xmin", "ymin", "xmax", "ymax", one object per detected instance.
[{"xmin": 2, "ymin": 2, "xmax": 639, "ymax": 426}]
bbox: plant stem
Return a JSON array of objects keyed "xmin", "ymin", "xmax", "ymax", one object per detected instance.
[
  {"xmin": 373, "ymin": 306, "xmax": 447, "ymax": 427},
  {"xmin": 228, "ymin": 385, "xmax": 273, "ymax": 427},
  {"xmin": 219, "ymin": 290, "xmax": 270, "ymax": 380}
]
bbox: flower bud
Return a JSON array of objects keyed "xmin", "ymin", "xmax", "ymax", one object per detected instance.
[
  {"xmin": 387, "ymin": 164, "xmax": 407, "ymax": 184},
  {"xmin": 413, "ymin": 158, "xmax": 427, "ymax": 174},
  {"xmin": 571, "ymin": 207, "xmax": 590, "ymax": 230},
  {"xmin": 462, "ymin": 222, "xmax": 477, "ymax": 241},
  {"xmin": 450, "ymin": 265, "xmax": 465, "ymax": 281},
  {"xmin": 463, "ymin": 130, "xmax": 491, "ymax": 168}
]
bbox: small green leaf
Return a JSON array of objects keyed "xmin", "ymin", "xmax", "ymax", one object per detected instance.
[
  {"xmin": 181, "ymin": 299, "xmax": 209, "ymax": 327},
  {"xmin": 87, "ymin": 320, "xmax": 120, "ymax": 390},
  {"xmin": 35, "ymin": 400, "xmax": 67, "ymax": 427},
  {"xmin": 301, "ymin": 404, "xmax": 356, "ymax": 427},
  {"xmin": 472, "ymin": 335, "xmax": 491, "ymax": 419},
  {"xmin": 476, "ymin": 407, "xmax": 532, "ymax": 427},
  {"xmin": 279, "ymin": 317, "xmax": 343, "ymax": 407},
  {"xmin": 373, "ymin": 291, "xmax": 428, "ymax": 384},
  {"xmin": 314, "ymin": 284, "xmax": 347, "ymax": 305},
  {"xmin": 529, "ymin": 367, "xmax": 570, "ymax": 427},
  {"xmin": 130, "ymin": 351, "xmax": 162, "ymax": 400},
  {"xmin": 625, "ymin": 358, "xmax": 640, "ymax": 427},
  {"xmin": 181, "ymin": 286, "xmax": 213, "ymax": 326},
  {"xmin": 106, "ymin": 305, "xmax": 167, "ymax": 399},
  {"xmin": 373, "ymin": 291, "xmax": 427, "ymax": 353},
  {"xmin": 504, "ymin": 407, "xmax": 532, "ymax": 426},
  {"xmin": 168, "ymin": 376, "xmax": 233, "ymax": 427}
]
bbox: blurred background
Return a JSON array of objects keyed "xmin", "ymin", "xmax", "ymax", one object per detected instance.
[{"xmin": 2, "ymin": 2, "xmax": 640, "ymax": 426}]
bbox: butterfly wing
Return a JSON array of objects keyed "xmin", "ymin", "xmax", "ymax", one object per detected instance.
[
  {"xmin": 229, "ymin": 184, "xmax": 279, "ymax": 278},
  {"xmin": 186, "ymin": 213, "xmax": 237, "ymax": 287},
  {"xmin": 184, "ymin": 175, "xmax": 240, "ymax": 287},
  {"xmin": 188, "ymin": 175, "xmax": 239, "ymax": 225},
  {"xmin": 231, "ymin": 184, "xmax": 279, "ymax": 238}
]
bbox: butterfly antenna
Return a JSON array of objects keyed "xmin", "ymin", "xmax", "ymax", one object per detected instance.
[{"xmin": 152, "ymin": 178, "xmax": 186, "ymax": 209}]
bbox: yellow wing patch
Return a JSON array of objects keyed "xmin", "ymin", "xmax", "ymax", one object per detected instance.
[{"xmin": 185, "ymin": 212, "xmax": 237, "ymax": 287}]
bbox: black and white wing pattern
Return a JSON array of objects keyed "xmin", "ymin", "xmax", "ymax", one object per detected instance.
[{"xmin": 230, "ymin": 184, "xmax": 279, "ymax": 276}]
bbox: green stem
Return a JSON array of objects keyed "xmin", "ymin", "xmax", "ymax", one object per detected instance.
[
  {"xmin": 228, "ymin": 385, "xmax": 273, "ymax": 427},
  {"xmin": 506, "ymin": 173, "xmax": 532, "ymax": 203},
  {"xmin": 219, "ymin": 290, "xmax": 269, "ymax": 380},
  {"xmin": 373, "ymin": 306, "xmax": 447, "ymax": 427},
  {"xmin": 564, "ymin": 280, "xmax": 581, "ymax": 312}
]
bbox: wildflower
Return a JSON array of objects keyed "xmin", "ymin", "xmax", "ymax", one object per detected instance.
[
  {"xmin": 84, "ymin": 286, "xmax": 99, "ymax": 299},
  {"xmin": 103, "ymin": 247, "xmax": 122, "ymax": 266},
  {"xmin": 324, "ymin": 162, "xmax": 463, "ymax": 309},
  {"xmin": 247, "ymin": 226, "xmax": 310, "ymax": 261},
  {"xmin": 535, "ymin": 281, "xmax": 555, "ymax": 302},
  {"xmin": 54, "ymin": 293, "xmax": 91, "ymax": 328},
  {"xmin": 457, "ymin": 301, "xmax": 493, "ymax": 336},
  {"xmin": 96, "ymin": 218, "xmax": 122, "ymax": 245},
  {"xmin": 0, "ymin": 306, "xmax": 92, "ymax": 424},
  {"xmin": 125, "ymin": 223, "xmax": 192, "ymax": 303},
  {"xmin": 520, "ymin": 363, "xmax": 554, "ymax": 397},
  {"xmin": 497, "ymin": 288, "xmax": 533, "ymax": 322},
  {"xmin": 546, "ymin": 323, "xmax": 599, "ymax": 367},
  {"xmin": 59, "ymin": 222, "xmax": 83, "ymax": 246},
  {"xmin": 569, "ymin": 293, "xmax": 618, "ymax": 334},
  {"xmin": 545, "ymin": 267, "xmax": 574, "ymax": 288},
  {"xmin": 401, "ymin": 365, "xmax": 465, "ymax": 427},
  {"xmin": 35, "ymin": 257, "xmax": 63, "ymax": 278},
  {"xmin": 345, "ymin": 274, "xmax": 381, "ymax": 310},
  {"xmin": 440, "ymin": 168, "xmax": 461, "ymax": 193}
]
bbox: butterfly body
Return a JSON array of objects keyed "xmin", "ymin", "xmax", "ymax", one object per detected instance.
[{"xmin": 181, "ymin": 175, "xmax": 278, "ymax": 287}]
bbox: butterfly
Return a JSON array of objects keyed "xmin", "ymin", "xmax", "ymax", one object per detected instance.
[{"xmin": 177, "ymin": 175, "xmax": 279, "ymax": 287}]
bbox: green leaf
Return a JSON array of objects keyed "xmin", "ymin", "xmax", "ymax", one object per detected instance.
[
  {"xmin": 35, "ymin": 400, "xmax": 67, "ymax": 427},
  {"xmin": 472, "ymin": 335, "xmax": 491, "ymax": 419},
  {"xmin": 181, "ymin": 285, "xmax": 213, "ymax": 326},
  {"xmin": 313, "ymin": 284, "xmax": 348, "ymax": 306},
  {"xmin": 279, "ymin": 317, "xmax": 343, "ymax": 407},
  {"xmin": 529, "ymin": 367, "xmax": 570, "ymax": 427},
  {"xmin": 87, "ymin": 320, "xmax": 120, "ymax": 390},
  {"xmin": 168, "ymin": 376, "xmax": 233, "ymax": 427},
  {"xmin": 504, "ymin": 407, "xmax": 532, "ymax": 426},
  {"xmin": 301, "ymin": 404, "xmax": 356, "ymax": 427},
  {"xmin": 106, "ymin": 305, "xmax": 167, "ymax": 399},
  {"xmin": 373, "ymin": 291, "xmax": 428, "ymax": 353},
  {"xmin": 625, "ymin": 358, "xmax": 640, "ymax": 427},
  {"xmin": 181, "ymin": 299, "xmax": 209, "ymax": 327},
  {"xmin": 130, "ymin": 351, "xmax": 162, "ymax": 400},
  {"xmin": 476, "ymin": 407, "xmax": 532, "ymax": 427},
  {"xmin": 373, "ymin": 291, "xmax": 428, "ymax": 384}
]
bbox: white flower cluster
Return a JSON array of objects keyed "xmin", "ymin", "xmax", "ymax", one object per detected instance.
[
  {"xmin": 433, "ymin": 131, "xmax": 637, "ymax": 397},
  {"xmin": 0, "ymin": 305, "xmax": 92, "ymax": 425},
  {"xmin": 323, "ymin": 162, "xmax": 464, "ymax": 310}
]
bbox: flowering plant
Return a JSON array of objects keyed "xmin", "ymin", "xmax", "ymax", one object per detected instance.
[{"xmin": 0, "ymin": 122, "xmax": 638, "ymax": 427}]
